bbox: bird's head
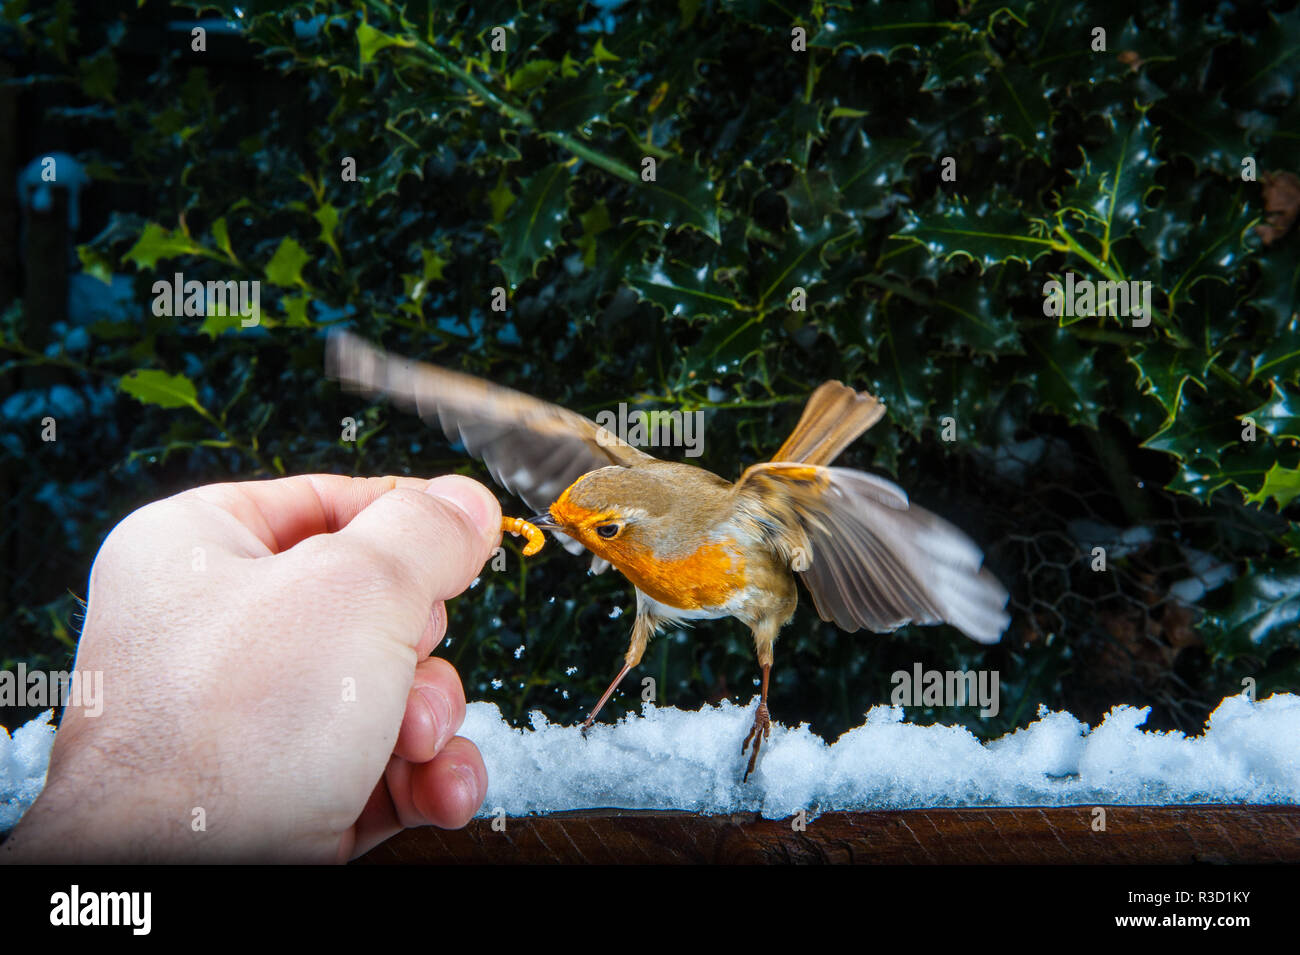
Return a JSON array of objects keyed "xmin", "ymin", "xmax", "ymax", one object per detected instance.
[{"xmin": 535, "ymin": 466, "xmax": 675, "ymax": 564}]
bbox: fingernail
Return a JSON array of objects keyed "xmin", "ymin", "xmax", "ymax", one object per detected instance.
[
  {"xmin": 425, "ymin": 475, "xmax": 498, "ymax": 540},
  {"xmin": 419, "ymin": 685, "xmax": 453, "ymax": 747},
  {"xmin": 453, "ymin": 764, "xmax": 481, "ymax": 809}
]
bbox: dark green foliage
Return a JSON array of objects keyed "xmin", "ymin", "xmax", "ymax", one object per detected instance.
[{"xmin": 2, "ymin": 0, "xmax": 1297, "ymax": 741}]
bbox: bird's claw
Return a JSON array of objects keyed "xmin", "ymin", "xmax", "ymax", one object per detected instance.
[{"xmin": 741, "ymin": 703, "xmax": 771, "ymax": 782}]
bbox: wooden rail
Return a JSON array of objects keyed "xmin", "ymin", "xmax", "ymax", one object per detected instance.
[{"xmin": 357, "ymin": 805, "xmax": 1300, "ymax": 864}]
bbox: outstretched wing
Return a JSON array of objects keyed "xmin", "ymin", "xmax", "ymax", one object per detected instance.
[
  {"xmin": 734, "ymin": 462, "xmax": 1010, "ymax": 644},
  {"xmin": 326, "ymin": 331, "xmax": 656, "ymax": 559}
]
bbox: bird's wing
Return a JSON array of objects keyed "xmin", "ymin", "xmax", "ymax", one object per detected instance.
[
  {"xmin": 734, "ymin": 462, "xmax": 1010, "ymax": 644},
  {"xmin": 326, "ymin": 331, "xmax": 657, "ymax": 558}
]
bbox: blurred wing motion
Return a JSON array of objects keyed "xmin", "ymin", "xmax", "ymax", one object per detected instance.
[
  {"xmin": 326, "ymin": 330, "xmax": 656, "ymax": 558},
  {"xmin": 735, "ymin": 462, "xmax": 1010, "ymax": 644}
]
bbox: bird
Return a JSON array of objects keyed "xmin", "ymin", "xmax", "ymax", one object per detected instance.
[{"xmin": 327, "ymin": 331, "xmax": 1011, "ymax": 779}]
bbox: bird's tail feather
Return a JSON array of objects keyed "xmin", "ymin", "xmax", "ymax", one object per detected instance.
[{"xmin": 770, "ymin": 381, "xmax": 886, "ymax": 466}]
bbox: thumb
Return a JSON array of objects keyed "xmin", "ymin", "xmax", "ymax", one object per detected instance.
[{"xmin": 336, "ymin": 475, "xmax": 502, "ymax": 608}]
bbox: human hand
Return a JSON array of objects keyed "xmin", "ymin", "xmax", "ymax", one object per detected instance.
[{"xmin": 1, "ymin": 474, "xmax": 502, "ymax": 863}]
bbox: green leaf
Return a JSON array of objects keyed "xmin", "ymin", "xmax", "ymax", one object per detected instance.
[
  {"xmin": 265, "ymin": 237, "xmax": 311, "ymax": 288},
  {"xmin": 982, "ymin": 64, "xmax": 1051, "ymax": 161},
  {"xmin": 755, "ymin": 219, "xmax": 851, "ymax": 311},
  {"xmin": 826, "ymin": 135, "xmax": 918, "ymax": 218},
  {"xmin": 507, "ymin": 58, "xmax": 559, "ymax": 94},
  {"xmin": 76, "ymin": 245, "xmax": 115, "ymax": 285},
  {"xmin": 211, "ymin": 217, "xmax": 236, "ymax": 263},
  {"xmin": 537, "ymin": 73, "xmax": 632, "ymax": 131},
  {"xmin": 1243, "ymin": 382, "xmax": 1300, "ymax": 442},
  {"xmin": 488, "ymin": 175, "xmax": 516, "ymax": 223},
  {"xmin": 199, "ymin": 311, "xmax": 252, "ymax": 340},
  {"xmin": 629, "ymin": 155, "xmax": 721, "ymax": 242},
  {"xmin": 1244, "ymin": 462, "xmax": 1300, "ymax": 510},
  {"xmin": 1142, "ymin": 385, "xmax": 1242, "ymax": 462},
  {"xmin": 812, "ymin": 1, "xmax": 970, "ymax": 58},
  {"xmin": 575, "ymin": 199, "xmax": 611, "ymax": 267},
  {"xmin": 1251, "ymin": 315, "xmax": 1300, "ymax": 385},
  {"xmin": 1206, "ymin": 558, "xmax": 1300, "ymax": 650},
  {"xmin": 118, "ymin": 369, "xmax": 200, "ymax": 410},
  {"xmin": 930, "ymin": 273, "xmax": 1023, "ymax": 356},
  {"xmin": 1057, "ymin": 111, "xmax": 1163, "ymax": 250},
  {"xmin": 122, "ymin": 222, "xmax": 207, "ymax": 270},
  {"xmin": 492, "ymin": 162, "xmax": 572, "ymax": 288},
  {"xmin": 1127, "ymin": 340, "xmax": 1197, "ymax": 417},
  {"xmin": 1022, "ymin": 327, "xmax": 1105, "ymax": 426},
  {"xmin": 897, "ymin": 200, "xmax": 1058, "ymax": 270},
  {"xmin": 1153, "ymin": 94, "xmax": 1249, "ymax": 177},
  {"xmin": 78, "ymin": 46, "xmax": 117, "ymax": 101},
  {"xmin": 282, "ymin": 292, "xmax": 312, "ymax": 327},
  {"xmin": 357, "ymin": 21, "xmax": 413, "ymax": 66},
  {"xmin": 313, "ymin": 204, "xmax": 342, "ymax": 260},
  {"xmin": 678, "ymin": 316, "xmax": 765, "ymax": 379},
  {"xmin": 626, "ymin": 259, "xmax": 742, "ymax": 321}
]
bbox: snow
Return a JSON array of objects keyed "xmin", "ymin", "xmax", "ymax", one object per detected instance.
[
  {"xmin": 1, "ymin": 694, "xmax": 1296, "ymax": 830},
  {"xmin": 462, "ymin": 692, "xmax": 1300, "ymax": 819},
  {"xmin": 0, "ymin": 710, "xmax": 57, "ymax": 831}
]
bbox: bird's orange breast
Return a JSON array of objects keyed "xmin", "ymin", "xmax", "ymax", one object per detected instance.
[{"xmin": 614, "ymin": 539, "xmax": 747, "ymax": 611}]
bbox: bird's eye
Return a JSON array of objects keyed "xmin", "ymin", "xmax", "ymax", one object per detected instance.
[{"xmin": 596, "ymin": 523, "xmax": 621, "ymax": 539}]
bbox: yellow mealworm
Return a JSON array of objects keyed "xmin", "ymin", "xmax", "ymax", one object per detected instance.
[{"xmin": 501, "ymin": 516, "xmax": 545, "ymax": 556}]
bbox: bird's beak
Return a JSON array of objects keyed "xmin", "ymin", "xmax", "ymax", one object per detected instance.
[{"xmin": 529, "ymin": 511, "xmax": 559, "ymax": 531}]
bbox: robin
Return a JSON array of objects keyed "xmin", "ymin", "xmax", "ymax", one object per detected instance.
[{"xmin": 327, "ymin": 332, "xmax": 1010, "ymax": 779}]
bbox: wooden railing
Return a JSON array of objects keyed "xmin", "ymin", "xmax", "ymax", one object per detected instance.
[{"xmin": 358, "ymin": 805, "xmax": 1300, "ymax": 864}]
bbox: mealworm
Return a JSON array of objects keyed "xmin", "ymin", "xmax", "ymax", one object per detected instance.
[{"xmin": 501, "ymin": 516, "xmax": 545, "ymax": 556}]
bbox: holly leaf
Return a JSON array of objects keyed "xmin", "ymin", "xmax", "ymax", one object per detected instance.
[
  {"xmin": 1058, "ymin": 110, "xmax": 1162, "ymax": 250},
  {"xmin": 265, "ymin": 237, "xmax": 311, "ymax": 288},
  {"xmin": 1205, "ymin": 558, "xmax": 1300, "ymax": 651},
  {"xmin": 898, "ymin": 199, "xmax": 1058, "ymax": 271},
  {"xmin": 982, "ymin": 64, "xmax": 1052, "ymax": 161},
  {"xmin": 754, "ymin": 219, "xmax": 852, "ymax": 312},
  {"xmin": 357, "ymin": 21, "xmax": 413, "ymax": 66},
  {"xmin": 1127, "ymin": 340, "xmax": 1198, "ymax": 417},
  {"xmin": 678, "ymin": 315, "xmax": 765, "ymax": 379},
  {"xmin": 537, "ymin": 72, "xmax": 633, "ymax": 131},
  {"xmin": 628, "ymin": 155, "xmax": 721, "ymax": 242},
  {"xmin": 929, "ymin": 273, "xmax": 1023, "ymax": 356},
  {"xmin": 811, "ymin": 1, "xmax": 971, "ymax": 58},
  {"xmin": 1244, "ymin": 462, "xmax": 1300, "ymax": 510},
  {"xmin": 122, "ymin": 222, "xmax": 209, "ymax": 270},
  {"xmin": 1243, "ymin": 381, "xmax": 1300, "ymax": 442},
  {"xmin": 118, "ymin": 369, "xmax": 200, "ymax": 411},
  {"xmin": 492, "ymin": 162, "xmax": 572, "ymax": 288},
  {"xmin": 625, "ymin": 258, "xmax": 742, "ymax": 321}
]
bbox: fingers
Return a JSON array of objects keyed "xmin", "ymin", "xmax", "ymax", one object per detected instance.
[
  {"xmin": 414, "ymin": 601, "xmax": 448, "ymax": 659},
  {"xmin": 394, "ymin": 657, "xmax": 465, "ymax": 763},
  {"xmin": 336, "ymin": 474, "xmax": 502, "ymax": 607},
  {"xmin": 184, "ymin": 474, "xmax": 435, "ymax": 556},
  {"xmin": 386, "ymin": 737, "xmax": 488, "ymax": 830}
]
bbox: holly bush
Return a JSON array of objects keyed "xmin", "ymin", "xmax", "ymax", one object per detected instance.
[{"xmin": 2, "ymin": 0, "xmax": 1297, "ymax": 741}]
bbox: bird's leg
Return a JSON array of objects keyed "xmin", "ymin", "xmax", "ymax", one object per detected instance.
[
  {"xmin": 742, "ymin": 624, "xmax": 778, "ymax": 781},
  {"xmin": 581, "ymin": 610, "xmax": 656, "ymax": 734}
]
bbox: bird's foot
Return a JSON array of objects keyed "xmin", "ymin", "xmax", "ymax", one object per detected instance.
[{"xmin": 741, "ymin": 702, "xmax": 771, "ymax": 782}]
